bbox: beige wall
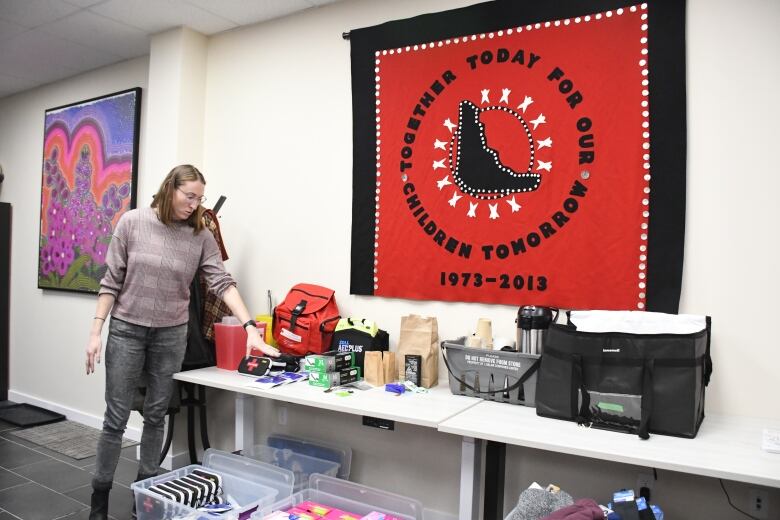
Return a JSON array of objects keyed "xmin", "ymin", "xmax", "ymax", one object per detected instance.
[
  {"xmin": 0, "ymin": 55, "xmax": 150, "ymax": 433},
  {"xmin": 1, "ymin": 0, "xmax": 778, "ymax": 517}
]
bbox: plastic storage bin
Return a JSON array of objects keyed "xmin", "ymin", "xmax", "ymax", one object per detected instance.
[
  {"xmin": 253, "ymin": 474, "xmax": 424, "ymax": 520},
  {"xmin": 245, "ymin": 444, "xmax": 341, "ymax": 494},
  {"xmin": 423, "ymin": 509, "xmax": 457, "ymax": 520},
  {"xmin": 265, "ymin": 433, "xmax": 352, "ymax": 479},
  {"xmin": 441, "ymin": 337, "xmax": 540, "ymax": 406},
  {"xmin": 132, "ymin": 449, "xmax": 294, "ymax": 520},
  {"xmin": 214, "ymin": 320, "xmax": 267, "ymax": 370}
]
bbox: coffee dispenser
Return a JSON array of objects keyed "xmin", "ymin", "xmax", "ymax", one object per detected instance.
[{"xmin": 516, "ymin": 306, "xmax": 556, "ymax": 355}]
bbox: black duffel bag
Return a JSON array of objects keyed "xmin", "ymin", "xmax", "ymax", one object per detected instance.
[{"xmin": 535, "ymin": 311, "xmax": 712, "ymax": 439}]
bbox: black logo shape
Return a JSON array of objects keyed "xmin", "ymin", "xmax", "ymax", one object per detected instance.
[{"xmin": 452, "ymin": 100, "xmax": 541, "ymax": 200}]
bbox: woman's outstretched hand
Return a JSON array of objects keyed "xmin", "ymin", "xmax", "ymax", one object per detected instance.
[{"xmin": 245, "ymin": 326, "xmax": 280, "ymax": 358}]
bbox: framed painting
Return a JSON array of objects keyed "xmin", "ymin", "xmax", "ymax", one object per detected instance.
[{"xmin": 38, "ymin": 87, "xmax": 141, "ymax": 293}]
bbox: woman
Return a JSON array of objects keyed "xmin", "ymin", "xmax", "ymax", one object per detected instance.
[{"xmin": 85, "ymin": 164, "xmax": 278, "ymax": 519}]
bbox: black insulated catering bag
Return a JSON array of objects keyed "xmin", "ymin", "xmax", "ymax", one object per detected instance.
[{"xmin": 535, "ymin": 311, "xmax": 712, "ymax": 439}]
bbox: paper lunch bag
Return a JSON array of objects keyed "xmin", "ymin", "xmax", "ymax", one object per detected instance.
[
  {"xmin": 364, "ymin": 351, "xmax": 396, "ymax": 387},
  {"xmin": 396, "ymin": 315, "xmax": 439, "ymax": 388}
]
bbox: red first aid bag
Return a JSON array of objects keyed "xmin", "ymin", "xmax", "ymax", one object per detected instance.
[{"xmin": 273, "ymin": 283, "xmax": 341, "ymax": 356}]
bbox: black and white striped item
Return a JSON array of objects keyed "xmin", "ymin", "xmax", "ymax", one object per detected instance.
[
  {"xmin": 148, "ymin": 469, "xmax": 224, "ymax": 508},
  {"xmin": 181, "ymin": 474, "xmax": 219, "ymax": 504}
]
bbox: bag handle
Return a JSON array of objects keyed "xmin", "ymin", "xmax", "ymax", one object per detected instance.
[
  {"xmin": 290, "ymin": 300, "xmax": 307, "ymax": 330},
  {"xmin": 704, "ymin": 316, "xmax": 713, "ymax": 386},
  {"xmin": 638, "ymin": 358, "xmax": 654, "ymax": 440},
  {"xmin": 576, "ymin": 353, "xmax": 655, "ymax": 440},
  {"xmin": 573, "ymin": 354, "xmax": 591, "ymax": 425},
  {"xmin": 440, "ymin": 343, "xmax": 540, "ymax": 395},
  {"xmin": 346, "ymin": 317, "xmax": 372, "ymax": 330}
]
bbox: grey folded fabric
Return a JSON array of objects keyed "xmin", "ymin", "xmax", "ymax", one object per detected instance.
[{"xmin": 510, "ymin": 487, "xmax": 575, "ymax": 520}]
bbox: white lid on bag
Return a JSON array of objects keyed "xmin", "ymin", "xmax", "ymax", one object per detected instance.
[{"xmin": 569, "ymin": 310, "xmax": 707, "ymax": 334}]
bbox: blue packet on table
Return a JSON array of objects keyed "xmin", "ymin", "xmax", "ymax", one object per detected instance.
[
  {"xmin": 385, "ymin": 383, "xmax": 405, "ymax": 394},
  {"xmin": 280, "ymin": 371, "xmax": 307, "ymax": 383}
]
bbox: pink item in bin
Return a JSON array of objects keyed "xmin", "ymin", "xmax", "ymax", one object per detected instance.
[
  {"xmin": 330, "ymin": 514, "xmax": 360, "ymax": 520},
  {"xmin": 361, "ymin": 513, "xmax": 403, "ymax": 520},
  {"xmin": 296, "ymin": 502, "xmax": 331, "ymax": 516},
  {"xmin": 323, "ymin": 510, "xmax": 359, "ymax": 520},
  {"xmin": 291, "ymin": 501, "xmax": 361, "ymax": 520},
  {"xmin": 285, "ymin": 508, "xmax": 317, "ymax": 519}
]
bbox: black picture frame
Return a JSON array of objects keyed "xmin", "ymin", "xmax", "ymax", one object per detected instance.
[{"xmin": 37, "ymin": 87, "xmax": 142, "ymax": 294}]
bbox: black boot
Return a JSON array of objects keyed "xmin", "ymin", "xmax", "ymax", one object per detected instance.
[{"xmin": 89, "ymin": 484, "xmax": 111, "ymax": 520}]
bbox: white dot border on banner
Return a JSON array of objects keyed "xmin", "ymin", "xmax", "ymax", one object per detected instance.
[
  {"xmin": 374, "ymin": 56, "xmax": 381, "ymax": 291},
  {"xmin": 636, "ymin": 2, "xmax": 649, "ymax": 310},
  {"xmin": 374, "ymin": 3, "xmax": 650, "ymax": 302}
]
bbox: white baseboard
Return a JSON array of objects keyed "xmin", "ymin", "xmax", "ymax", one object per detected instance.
[
  {"xmin": 7, "ymin": 389, "xmax": 141, "ymax": 439},
  {"xmin": 136, "ymin": 444, "xmax": 190, "ymax": 470},
  {"xmin": 8, "ymin": 390, "xmax": 188, "ymax": 469}
]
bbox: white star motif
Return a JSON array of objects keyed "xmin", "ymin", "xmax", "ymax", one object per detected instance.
[
  {"xmin": 530, "ymin": 114, "xmax": 546, "ymax": 130},
  {"xmin": 443, "ymin": 118, "xmax": 457, "ymax": 133},
  {"xmin": 433, "ymin": 159, "xmax": 446, "ymax": 170},
  {"xmin": 507, "ymin": 197, "xmax": 522, "ymax": 212},
  {"xmin": 517, "ymin": 95, "xmax": 533, "ymax": 113},
  {"xmin": 499, "ymin": 88, "xmax": 511, "ymax": 104},
  {"xmin": 434, "ymin": 139, "xmax": 447, "ymax": 150},
  {"xmin": 489, "ymin": 203, "xmax": 499, "ymax": 220},
  {"xmin": 537, "ymin": 137, "xmax": 552, "ymax": 149},
  {"xmin": 448, "ymin": 192, "xmax": 463, "ymax": 207},
  {"xmin": 481, "ymin": 89, "xmax": 490, "ymax": 104},
  {"xmin": 437, "ymin": 175, "xmax": 452, "ymax": 190},
  {"xmin": 537, "ymin": 160, "xmax": 552, "ymax": 172},
  {"xmin": 467, "ymin": 202, "xmax": 478, "ymax": 218}
]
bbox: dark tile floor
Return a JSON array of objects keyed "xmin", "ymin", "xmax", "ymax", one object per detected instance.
[{"xmin": 0, "ymin": 415, "xmax": 140, "ymax": 520}]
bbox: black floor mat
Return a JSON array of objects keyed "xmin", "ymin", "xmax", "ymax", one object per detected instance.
[{"xmin": 0, "ymin": 403, "xmax": 65, "ymax": 427}]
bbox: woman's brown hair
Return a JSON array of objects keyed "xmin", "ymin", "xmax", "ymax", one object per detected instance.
[{"xmin": 151, "ymin": 164, "xmax": 206, "ymax": 233}]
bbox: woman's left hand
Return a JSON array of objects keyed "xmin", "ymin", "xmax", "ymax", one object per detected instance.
[{"xmin": 245, "ymin": 326, "xmax": 280, "ymax": 358}]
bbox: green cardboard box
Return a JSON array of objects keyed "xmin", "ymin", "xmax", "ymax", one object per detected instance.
[
  {"xmin": 303, "ymin": 351, "xmax": 355, "ymax": 373},
  {"xmin": 308, "ymin": 367, "xmax": 361, "ymax": 388}
]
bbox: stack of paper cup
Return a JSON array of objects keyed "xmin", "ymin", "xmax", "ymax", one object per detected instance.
[
  {"xmin": 464, "ymin": 335, "xmax": 483, "ymax": 348},
  {"xmin": 476, "ymin": 318, "xmax": 493, "ymax": 349}
]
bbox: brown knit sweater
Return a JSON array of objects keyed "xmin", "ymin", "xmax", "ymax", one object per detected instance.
[{"xmin": 99, "ymin": 207, "xmax": 236, "ymax": 327}]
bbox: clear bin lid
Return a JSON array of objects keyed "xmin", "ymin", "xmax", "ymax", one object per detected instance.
[
  {"xmin": 265, "ymin": 433, "xmax": 352, "ymax": 479},
  {"xmin": 247, "ymin": 444, "xmax": 340, "ymax": 470},
  {"xmin": 309, "ymin": 474, "xmax": 424, "ymax": 519},
  {"xmin": 203, "ymin": 449, "xmax": 294, "ymax": 499}
]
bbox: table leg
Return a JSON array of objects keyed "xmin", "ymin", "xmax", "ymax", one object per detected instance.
[
  {"xmin": 234, "ymin": 393, "xmax": 255, "ymax": 453},
  {"xmin": 459, "ymin": 436, "xmax": 483, "ymax": 520},
  {"xmin": 484, "ymin": 440, "xmax": 506, "ymax": 519}
]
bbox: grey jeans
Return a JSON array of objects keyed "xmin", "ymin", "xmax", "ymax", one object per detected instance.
[{"xmin": 93, "ymin": 317, "xmax": 187, "ymax": 488}]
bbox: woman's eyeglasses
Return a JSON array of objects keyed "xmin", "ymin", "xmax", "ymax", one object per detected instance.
[{"xmin": 177, "ymin": 187, "xmax": 207, "ymax": 205}]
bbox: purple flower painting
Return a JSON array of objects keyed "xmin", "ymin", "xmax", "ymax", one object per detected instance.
[{"xmin": 38, "ymin": 88, "xmax": 141, "ymax": 293}]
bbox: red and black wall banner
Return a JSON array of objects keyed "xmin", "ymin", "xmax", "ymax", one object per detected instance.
[{"xmin": 349, "ymin": 0, "xmax": 686, "ymax": 313}]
